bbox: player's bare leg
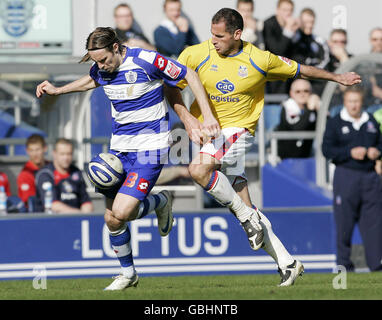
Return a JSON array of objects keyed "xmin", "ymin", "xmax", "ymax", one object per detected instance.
[
  {"xmin": 233, "ymin": 181, "xmax": 304, "ymax": 286},
  {"xmin": 188, "ymin": 153, "xmax": 264, "ymax": 250}
]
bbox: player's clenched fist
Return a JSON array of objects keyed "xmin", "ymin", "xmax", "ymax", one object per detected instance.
[
  {"xmin": 202, "ymin": 115, "xmax": 221, "ymax": 138},
  {"xmin": 36, "ymin": 80, "xmax": 60, "ymax": 98}
]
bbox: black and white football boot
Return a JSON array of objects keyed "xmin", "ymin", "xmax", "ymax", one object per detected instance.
[
  {"xmin": 278, "ymin": 260, "xmax": 304, "ymax": 287},
  {"xmin": 240, "ymin": 210, "xmax": 264, "ymax": 251}
]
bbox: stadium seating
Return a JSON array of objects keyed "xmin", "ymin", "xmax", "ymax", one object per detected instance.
[
  {"xmin": 262, "ymin": 158, "xmax": 333, "ymax": 207},
  {"xmin": 0, "ymin": 110, "xmax": 46, "ymax": 155}
]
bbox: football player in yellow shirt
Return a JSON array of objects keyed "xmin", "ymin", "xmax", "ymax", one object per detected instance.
[{"xmin": 168, "ymin": 8, "xmax": 361, "ymax": 286}]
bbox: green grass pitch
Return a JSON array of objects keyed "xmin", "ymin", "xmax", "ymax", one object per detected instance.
[{"xmin": 0, "ymin": 272, "xmax": 381, "ymax": 300}]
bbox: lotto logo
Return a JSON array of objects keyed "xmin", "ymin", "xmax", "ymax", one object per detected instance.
[
  {"xmin": 137, "ymin": 178, "xmax": 150, "ymax": 194},
  {"xmin": 154, "ymin": 55, "xmax": 168, "ymax": 71},
  {"xmin": 164, "ymin": 61, "xmax": 181, "ymax": 79}
]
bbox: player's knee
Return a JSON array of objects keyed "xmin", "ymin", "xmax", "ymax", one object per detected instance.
[
  {"xmin": 188, "ymin": 163, "xmax": 211, "ymax": 186},
  {"xmin": 104, "ymin": 211, "xmax": 124, "ymax": 231},
  {"xmin": 111, "ymin": 202, "xmax": 136, "ymax": 223}
]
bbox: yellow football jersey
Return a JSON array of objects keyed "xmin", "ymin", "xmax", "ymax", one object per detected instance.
[{"xmin": 176, "ymin": 40, "xmax": 300, "ymax": 135}]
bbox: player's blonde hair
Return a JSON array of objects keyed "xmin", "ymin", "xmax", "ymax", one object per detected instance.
[{"xmin": 79, "ymin": 27, "xmax": 123, "ymax": 63}]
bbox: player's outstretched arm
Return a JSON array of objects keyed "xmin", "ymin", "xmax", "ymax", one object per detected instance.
[
  {"xmin": 36, "ymin": 75, "xmax": 99, "ymax": 98},
  {"xmin": 299, "ymin": 65, "xmax": 362, "ymax": 86},
  {"xmin": 184, "ymin": 67, "xmax": 221, "ymax": 137}
]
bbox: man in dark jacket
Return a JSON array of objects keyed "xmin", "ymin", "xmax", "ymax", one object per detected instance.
[
  {"xmin": 290, "ymin": 8, "xmax": 330, "ymax": 95},
  {"xmin": 263, "ymin": 0, "xmax": 299, "ymax": 94},
  {"xmin": 154, "ymin": 0, "xmax": 199, "ymax": 58},
  {"xmin": 322, "ymin": 86, "xmax": 382, "ymax": 272}
]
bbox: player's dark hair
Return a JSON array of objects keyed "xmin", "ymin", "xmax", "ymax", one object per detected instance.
[
  {"xmin": 26, "ymin": 134, "xmax": 46, "ymax": 147},
  {"xmin": 79, "ymin": 27, "xmax": 124, "ymax": 63},
  {"xmin": 212, "ymin": 8, "xmax": 244, "ymax": 34}
]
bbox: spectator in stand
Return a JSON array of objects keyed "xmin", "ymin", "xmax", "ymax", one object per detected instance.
[
  {"xmin": 113, "ymin": 3, "xmax": 155, "ymax": 50},
  {"xmin": 367, "ymin": 28, "xmax": 382, "ymax": 108},
  {"xmin": 370, "ymin": 27, "xmax": 382, "ymax": 53},
  {"xmin": 290, "ymin": 8, "xmax": 330, "ymax": 95},
  {"xmin": 327, "ymin": 29, "xmax": 352, "ymax": 72},
  {"xmin": 35, "ymin": 138, "xmax": 93, "ymax": 214},
  {"xmin": 0, "ymin": 171, "xmax": 11, "ymax": 196},
  {"xmin": 17, "ymin": 134, "xmax": 48, "ymax": 207},
  {"xmin": 236, "ymin": 0, "xmax": 264, "ymax": 50},
  {"xmin": 154, "ymin": 0, "xmax": 199, "ymax": 58},
  {"xmin": 263, "ymin": 0, "xmax": 299, "ymax": 93},
  {"xmin": 275, "ymin": 79, "xmax": 320, "ymax": 159},
  {"xmin": 322, "ymin": 86, "xmax": 382, "ymax": 272}
]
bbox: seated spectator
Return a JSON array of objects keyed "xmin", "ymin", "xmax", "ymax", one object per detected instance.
[
  {"xmin": 290, "ymin": 8, "xmax": 330, "ymax": 95},
  {"xmin": 236, "ymin": 0, "xmax": 264, "ymax": 50},
  {"xmin": 17, "ymin": 134, "xmax": 48, "ymax": 207},
  {"xmin": 154, "ymin": 0, "xmax": 199, "ymax": 58},
  {"xmin": 35, "ymin": 138, "xmax": 93, "ymax": 214},
  {"xmin": 0, "ymin": 171, "xmax": 11, "ymax": 197},
  {"xmin": 275, "ymin": 79, "xmax": 320, "ymax": 159},
  {"xmin": 327, "ymin": 29, "xmax": 352, "ymax": 72},
  {"xmin": 263, "ymin": 0, "xmax": 299, "ymax": 93},
  {"xmin": 113, "ymin": 3, "xmax": 155, "ymax": 50}
]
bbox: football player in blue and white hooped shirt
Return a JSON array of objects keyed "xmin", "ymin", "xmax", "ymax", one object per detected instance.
[{"xmin": 36, "ymin": 27, "xmax": 220, "ymax": 290}]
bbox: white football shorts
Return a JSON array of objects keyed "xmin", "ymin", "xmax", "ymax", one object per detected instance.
[{"xmin": 199, "ymin": 127, "xmax": 254, "ymax": 185}]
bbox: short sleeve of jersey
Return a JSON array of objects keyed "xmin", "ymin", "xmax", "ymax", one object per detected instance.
[
  {"xmin": 135, "ymin": 50, "xmax": 188, "ymax": 87},
  {"xmin": 89, "ymin": 63, "xmax": 100, "ymax": 83},
  {"xmin": 176, "ymin": 46, "xmax": 201, "ymax": 89},
  {"xmin": 265, "ymin": 51, "xmax": 300, "ymax": 82}
]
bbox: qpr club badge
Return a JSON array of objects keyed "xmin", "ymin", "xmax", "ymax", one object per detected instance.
[
  {"xmin": 0, "ymin": 0, "xmax": 35, "ymax": 37},
  {"xmin": 125, "ymin": 70, "xmax": 138, "ymax": 84}
]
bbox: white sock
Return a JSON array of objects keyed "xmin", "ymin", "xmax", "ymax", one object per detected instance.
[
  {"xmin": 121, "ymin": 266, "xmax": 136, "ymax": 278},
  {"xmin": 257, "ymin": 209, "xmax": 294, "ymax": 269},
  {"xmin": 205, "ymin": 170, "xmax": 254, "ymax": 223}
]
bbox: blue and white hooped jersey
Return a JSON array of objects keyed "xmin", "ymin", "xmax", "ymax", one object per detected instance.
[{"xmin": 89, "ymin": 47, "xmax": 187, "ymax": 151}]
